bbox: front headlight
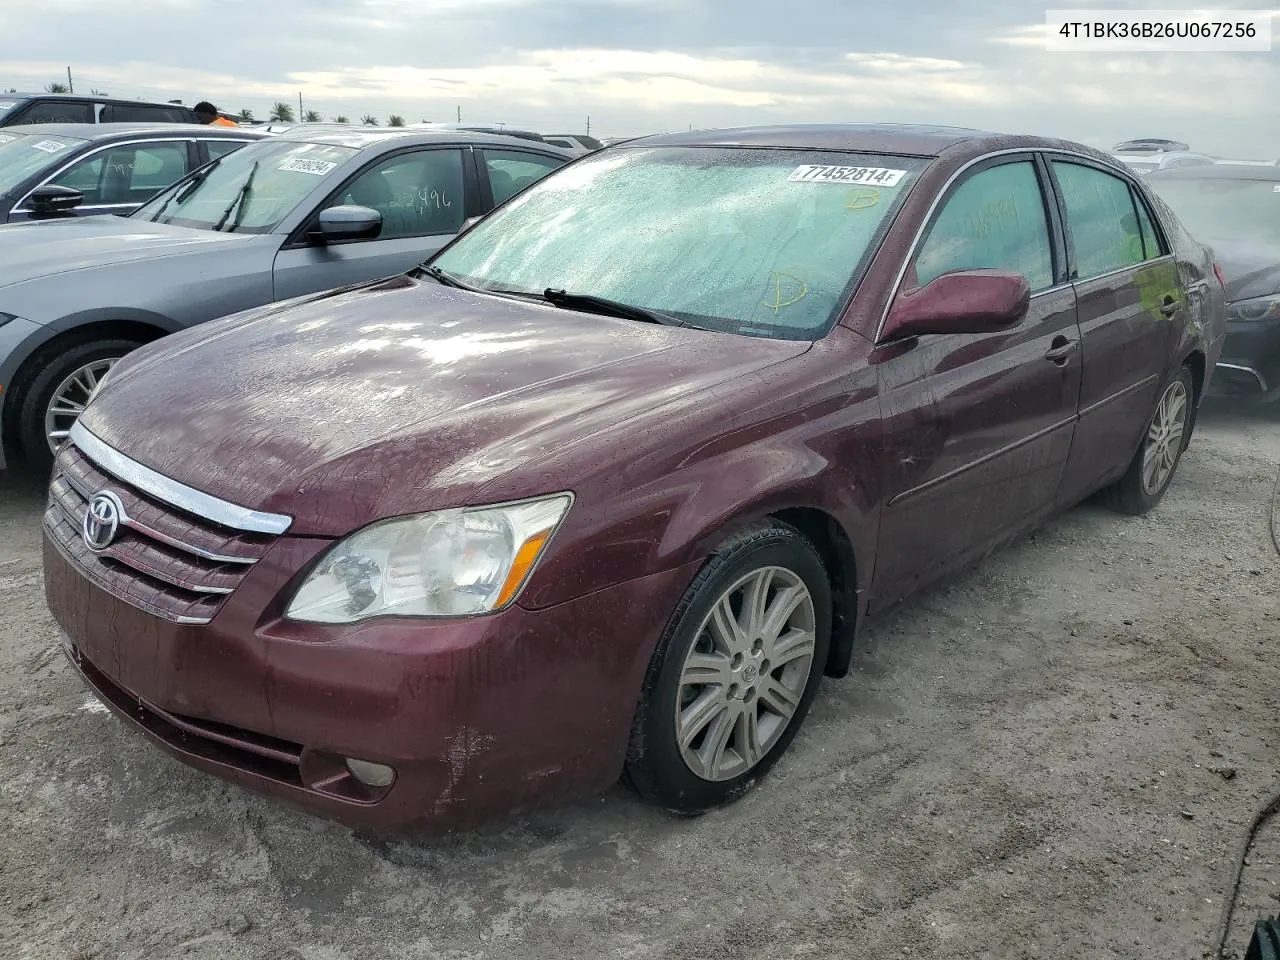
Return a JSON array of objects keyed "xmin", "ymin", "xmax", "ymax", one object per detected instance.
[
  {"xmin": 284, "ymin": 493, "xmax": 573, "ymax": 624},
  {"xmin": 1226, "ymin": 296, "xmax": 1280, "ymax": 324}
]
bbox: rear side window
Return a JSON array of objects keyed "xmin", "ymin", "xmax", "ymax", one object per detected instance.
[
  {"xmin": 103, "ymin": 104, "xmax": 189, "ymax": 123},
  {"xmin": 482, "ymin": 149, "xmax": 566, "ymax": 206},
  {"xmin": 913, "ymin": 160, "xmax": 1055, "ymax": 292},
  {"xmin": 203, "ymin": 139, "xmax": 247, "ymax": 161},
  {"xmin": 16, "ymin": 99, "xmax": 94, "ymax": 124},
  {"xmin": 1052, "ymin": 161, "xmax": 1146, "ymax": 278}
]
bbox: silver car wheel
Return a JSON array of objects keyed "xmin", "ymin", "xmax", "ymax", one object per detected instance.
[
  {"xmin": 1141, "ymin": 379, "xmax": 1189, "ymax": 497},
  {"xmin": 44, "ymin": 358, "xmax": 118, "ymax": 454},
  {"xmin": 675, "ymin": 565, "xmax": 816, "ymax": 782}
]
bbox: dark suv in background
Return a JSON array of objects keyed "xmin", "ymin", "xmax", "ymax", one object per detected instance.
[{"xmin": 0, "ymin": 93, "xmax": 197, "ymax": 127}]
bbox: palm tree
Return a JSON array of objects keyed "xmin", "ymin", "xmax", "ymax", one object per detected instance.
[
  {"xmin": 303, "ymin": 109, "xmax": 322, "ymax": 123},
  {"xmin": 332, "ymin": 115, "xmax": 350, "ymax": 124},
  {"xmin": 361, "ymin": 114, "xmax": 379, "ymax": 126},
  {"xmin": 236, "ymin": 108, "xmax": 254, "ymax": 122},
  {"xmin": 269, "ymin": 102, "xmax": 295, "ymax": 123},
  {"xmin": 387, "ymin": 114, "xmax": 405, "ymax": 127},
  {"xmin": 45, "ymin": 82, "xmax": 69, "ymax": 93},
  {"xmin": 90, "ymin": 88, "xmax": 109, "ymax": 96}
]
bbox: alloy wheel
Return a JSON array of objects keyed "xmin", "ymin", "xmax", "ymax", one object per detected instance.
[
  {"xmin": 1141, "ymin": 379, "xmax": 1189, "ymax": 497},
  {"xmin": 675, "ymin": 565, "xmax": 817, "ymax": 782},
  {"xmin": 44, "ymin": 358, "xmax": 118, "ymax": 454}
]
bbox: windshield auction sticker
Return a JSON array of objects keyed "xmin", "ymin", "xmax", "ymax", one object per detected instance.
[
  {"xmin": 31, "ymin": 140, "xmax": 69, "ymax": 154},
  {"xmin": 789, "ymin": 165, "xmax": 907, "ymax": 187},
  {"xmin": 278, "ymin": 158, "xmax": 338, "ymax": 176}
]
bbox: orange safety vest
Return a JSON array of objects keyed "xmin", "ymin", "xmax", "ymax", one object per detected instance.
[{"xmin": 211, "ymin": 116, "xmax": 238, "ymax": 127}]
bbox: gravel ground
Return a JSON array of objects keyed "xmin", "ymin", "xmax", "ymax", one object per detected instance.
[{"xmin": 1, "ymin": 400, "xmax": 1277, "ymax": 960}]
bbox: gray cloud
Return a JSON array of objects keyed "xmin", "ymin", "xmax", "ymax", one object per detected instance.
[{"xmin": 4, "ymin": 0, "xmax": 1279, "ymax": 155}]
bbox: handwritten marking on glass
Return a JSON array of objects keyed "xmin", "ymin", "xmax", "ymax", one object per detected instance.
[
  {"xmin": 763, "ymin": 272, "xmax": 809, "ymax": 312},
  {"xmin": 846, "ymin": 188, "xmax": 880, "ymax": 210}
]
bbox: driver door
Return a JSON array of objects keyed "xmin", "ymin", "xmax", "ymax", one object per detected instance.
[
  {"xmin": 870, "ymin": 155, "xmax": 1083, "ymax": 611},
  {"xmin": 272, "ymin": 146, "xmax": 471, "ymax": 300}
]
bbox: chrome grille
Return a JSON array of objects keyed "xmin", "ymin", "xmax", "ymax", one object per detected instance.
[{"xmin": 44, "ymin": 432, "xmax": 289, "ymax": 624}]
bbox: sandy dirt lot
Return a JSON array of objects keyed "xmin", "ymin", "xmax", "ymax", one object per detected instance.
[{"xmin": 2, "ymin": 401, "xmax": 1277, "ymax": 960}]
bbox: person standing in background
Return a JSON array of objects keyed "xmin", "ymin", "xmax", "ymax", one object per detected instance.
[{"xmin": 194, "ymin": 102, "xmax": 238, "ymax": 127}]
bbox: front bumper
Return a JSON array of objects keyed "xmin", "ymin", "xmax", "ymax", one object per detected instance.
[
  {"xmin": 1208, "ymin": 317, "xmax": 1280, "ymax": 398},
  {"xmin": 46, "ymin": 531, "xmax": 697, "ymax": 834}
]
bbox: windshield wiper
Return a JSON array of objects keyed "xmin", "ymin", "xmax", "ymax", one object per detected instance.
[
  {"xmin": 415, "ymin": 264, "xmax": 487, "ymax": 292},
  {"xmin": 542, "ymin": 288, "xmax": 690, "ymax": 327},
  {"xmin": 212, "ymin": 160, "xmax": 259, "ymax": 232},
  {"xmin": 141, "ymin": 154, "xmax": 225, "ymax": 223}
]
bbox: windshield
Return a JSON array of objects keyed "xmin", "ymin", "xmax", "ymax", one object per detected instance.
[
  {"xmin": 133, "ymin": 138, "xmax": 359, "ymax": 233},
  {"xmin": 432, "ymin": 146, "xmax": 926, "ymax": 339},
  {"xmin": 1147, "ymin": 176, "xmax": 1280, "ymax": 247},
  {"xmin": 0, "ymin": 132, "xmax": 87, "ymax": 197},
  {"xmin": 0, "ymin": 99, "xmax": 16, "ymax": 118}
]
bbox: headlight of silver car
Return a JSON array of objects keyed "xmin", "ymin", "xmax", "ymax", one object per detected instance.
[
  {"xmin": 1226, "ymin": 295, "xmax": 1280, "ymax": 324},
  {"xmin": 284, "ymin": 494, "xmax": 573, "ymax": 623}
]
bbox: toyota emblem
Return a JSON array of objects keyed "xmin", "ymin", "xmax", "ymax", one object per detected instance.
[{"xmin": 82, "ymin": 491, "xmax": 124, "ymax": 552}]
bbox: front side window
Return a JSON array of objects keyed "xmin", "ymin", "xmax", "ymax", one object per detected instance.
[
  {"xmin": 1053, "ymin": 161, "xmax": 1146, "ymax": 278},
  {"xmin": 913, "ymin": 160, "xmax": 1055, "ymax": 292},
  {"xmin": 433, "ymin": 146, "xmax": 927, "ymax": 339},
  {"xmin": 0, "ymin": 132, "xmax": 88, "ymax": 197},
  {"xmin": 483, "ymin": 149, "xmax": 565, "ymax": 206},
  {"xmin": 327, "ymin": 148, "xmax": 464, "ymax": 239},
  {"xmin": 18, "ymin": 99, "xmax": 94, "ymax": 124},
  {"xmin": 48, "ymin": 142, "xmax": 188, "ymax": 205},
  {"xmin": 133, "ymin": 139, "xmax": 359, "ymax": 233},
  {"xmin": 204, "ymin": 139, "xmax": 247, "ymax": 161},
  {"xmin": 103, "ymin": 104, "xmax": 186, "ymax": 123}
]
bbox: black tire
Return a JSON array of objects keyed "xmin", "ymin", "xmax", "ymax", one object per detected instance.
[
  {"xmin": 624, "ymin": 520, "xmax": 832, "ymax": 814},
  {"xmin": 1101, "ymin": 364, "xmax": 1195, "ymax": 516},
  {"xmin": 17, "ymin": 338, "xmax": 143, "ymax": 475}
]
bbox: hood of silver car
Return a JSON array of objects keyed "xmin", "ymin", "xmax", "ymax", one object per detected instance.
[{"xmin": 0, "ymin": 215, "xmax": 256, "ymax": 288}]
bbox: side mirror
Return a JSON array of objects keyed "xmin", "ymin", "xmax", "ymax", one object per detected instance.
[
  {"xmin": 314, "ymin": 204, "xmax": 382, "ymax": 242},
  {"xmin": 459, "ymin": 215, "xmax": 482, "ymax": 233},
  {"xmin": 27, "ymin": 184, "xmax": 84, "ymax": 216},
  {"xmin": 882, "ymin": 269, "xmax": 1030, "ymax": 342}
]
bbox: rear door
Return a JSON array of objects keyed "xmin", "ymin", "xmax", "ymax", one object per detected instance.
[
  {"xmin": 271, "ymin": 145, "xmax": 474, "ymax": 300},
  {"xmin": 1047, "ymin": 156, "xmax": 1184, "ymax": 507},
  {"xmin": 870, "ymin": 154, "xmax": 1082, "ymax": 610}
]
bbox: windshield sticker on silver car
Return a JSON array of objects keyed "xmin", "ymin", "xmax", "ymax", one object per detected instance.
[
  {"xmin": 279, "ymin": 158, "xmax": 338, "ymax": 176},
  {"xmin": 0, "ymin": 134, "xmax": 15, "ymax": 143},
  {"xmin": 789, "ymin": 165, "xmax": 906, "ymax": 187},
  {"xmin": 31, "ymin": 140, "xmax": 68, "ymax": 154}
]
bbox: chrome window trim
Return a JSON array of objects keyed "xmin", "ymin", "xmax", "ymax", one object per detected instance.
[
  {"xmin": 13, "ymin": 136, "xmax": 195, "ymax": 212},
  {"xmin": 69, "ymin": 421, "xmax": 293, "ymax": 535},
  {"xmin": 1216, "ymin": 362, "xmax": 1269, "ymax": 392},
  {"xmin": 873, "ymin": 146, "xmax": 1163, "ymax": 343}
]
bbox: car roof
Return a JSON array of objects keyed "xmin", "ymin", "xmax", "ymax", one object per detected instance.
[
  {"xmin": 1148, "ymin": 162, "xmax": 1280, "ymax": 182},
  {"xmin": 0, "ymin": 122, "xmax": 263, "ymax": 140},
  {"xmin": 4, "ymin": 92, "xmax": 189, "ymax": 108},
  {"xmin": 1113, "ymin": 138, "xmax": 1190, "ymax": 153},
  {"xmin": 626, "ymin": 123, "xmax": 1106, "ymax": 159},
  {"xmin": 1114, "ymin": 150, "xmax": 1211, "ymax": 161},
  {"xmin": 270, "ymin": 126, "xmax": 573, "ymax": 152}
]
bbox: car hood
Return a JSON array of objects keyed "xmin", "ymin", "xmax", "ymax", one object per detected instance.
[
  {"xmin": 0, "ymin": 215, "xmax": 254, "ymax": 288},
  {"xmin": 1210, "ymin": 241, "xmax": 1280, "ymax": 302},
  {"xmin": 80, "ymin": 276, "xmax": 811, "ymax": 535}
]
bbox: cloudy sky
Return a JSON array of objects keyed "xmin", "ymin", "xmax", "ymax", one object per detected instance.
[{"xmin": 4, "ymin": 0, "xmax": 1279, "ymax": 156}]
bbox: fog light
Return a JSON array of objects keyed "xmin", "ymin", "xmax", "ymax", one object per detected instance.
[{"xmin": 344, "ymin": 757, "xmax": 396, "ymax": 788}]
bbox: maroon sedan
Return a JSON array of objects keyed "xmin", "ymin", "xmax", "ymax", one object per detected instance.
[{"xmin": 43, "ymin": 125, "xmax": 1225, "ymax": 833}]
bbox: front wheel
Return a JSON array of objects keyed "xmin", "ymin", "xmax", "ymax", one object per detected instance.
[
  {"xmin": 624, "ymin": 521, "xmax": 831, "ymax": 814},
  {"xmin": 1101, "ymin": 365, "xmax": 1194, "ymax": 516},
  {"xmin": 18, "ymin": 339, "xmax": 141, "ymax": 474}
]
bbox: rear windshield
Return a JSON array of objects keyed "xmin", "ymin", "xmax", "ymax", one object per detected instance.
[
  {"xmin": 0, "ymin": 132, "xmax": 87, "ymax": 197},
  {"xmin": 1146, "ymin": 176, "xmax": 1280, "ymax": 246},
  {"xmin": 433, "ymin": 146, "xmax": 927, "ymax": 340}
]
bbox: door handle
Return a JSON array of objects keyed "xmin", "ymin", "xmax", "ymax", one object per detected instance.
[
  {"xmin": 1160, "ymin": 295, "xmax": 1180, "ymax": 317},
  {"xmin": 1045, "ymin": 336, "xmax": 1078, "ymax": 364}
]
